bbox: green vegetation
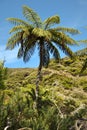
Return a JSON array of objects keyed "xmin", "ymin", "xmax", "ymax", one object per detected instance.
[
  {"xmin": 76, "ymin": 44, "xmax": 87, "ymax": 73},
  {"xmin": 0, "ymin": 4, "xmax": 87, "ymax": 130},
  {"xmin": 0, "ymin": 61, "xmax": 7, "ymax": 89},
  {"xmin": 0, "ymin": 53, "xmax": 87, "ymax": 130}
]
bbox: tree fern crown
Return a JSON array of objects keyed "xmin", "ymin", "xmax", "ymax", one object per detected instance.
[{"xmin": 6, "ymin": 5, "xmax": 80, "ymax": 67}]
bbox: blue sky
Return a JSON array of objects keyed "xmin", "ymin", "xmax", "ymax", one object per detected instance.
[{"xmin": 0, "ymin": 0, "xmax": 87, "ymax": 68}]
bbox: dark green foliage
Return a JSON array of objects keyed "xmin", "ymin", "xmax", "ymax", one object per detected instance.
[
  {"xmin": 81, "ymin": 58, "xmax": 87, "ymax": 73},
  {"xmin": 75, "ymin": 47, "xmax": 87, "ymax": 73},
  {"xmin": 0, "ymin": 62, "xmax": 7, "ymax": 89},
  {"xmin": 1, "ymin": 88, "xmax": 87, "ymax": 130},
  {"xmin": 0, "ymin": 89, "xmax": 58, "ymax": 130},
  {"xmin": 0, "ymin": 55, "xmax": 87, "ymax": 129},
  {"xmin": 0, "ymin": 92, "xmax": 7, "ymax": 129}
]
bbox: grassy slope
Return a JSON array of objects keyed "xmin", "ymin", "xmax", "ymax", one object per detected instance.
[{"xmin": 5, "ymin": 55, "xmax": 87, "ymax": 113}]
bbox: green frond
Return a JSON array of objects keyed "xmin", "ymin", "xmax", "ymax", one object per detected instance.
[
  {"xmin": 47, "ymin": 42, "xmax": 60, "ymax": 61},
  {"xmin": 23, "ymin": 44, "xmax": 36, "ymax": 62},
  {"xmin": 78, "ymin": 40, "xmax": 87, "ymax": 43},
  {"xmin": 32, "ymin": 28, "xmax": 52, "ymax": 40},
  {"xmin": 23, "ymin": 5, "xmax": 42, "ymax": 27},
  {"xmin": 9, "ymin": 25, "xmax": 23, "ymax": 33},
  {"xmin": 7, "ymin": 18, "xmax": 30, "ymax": 26},
  {"xmin": 62, "ymin": 44, "xmax": 75, "ymax": 58},
  {"xmin": 28, "ymin": 88, "xmax": 36, "ymax": 100},
  {"xmin": 17, "ymin": 47, "xmax": 24, "ymax": 59},
  {"xmin": 48, "ymin": 29, "xmax": 59, "ymax": 39},
  {"xmin": 61, "ymin": 33, "xmax": 78, "ymax": 45},
  {"xmin": 44, "ymin": 15, "xmax": 60, "ymax": 29},
  {"xmin": 53, "ymin": 38, "xmax": 75, "ymax": 59},
  {"xmin": 53, "ymin": 31, "xmax": 78, "ymax": 45},
  {"xmin": 6, "ymin": 32, "xmax": 23, "ymax": 50},
  {"xmin": 54, "ymin": 27, "xmax": 80, "ymax": 35},
  {"xmin": 48, "ymin": 29, "xmax": 77, "ymax": 45},
  {"xmin": 17, "ymin": 36, "xmax": 37, "ymax": 62},
  {"xmin": 9, "ymin": 25, "xmax": 32, "ymax": 35}
]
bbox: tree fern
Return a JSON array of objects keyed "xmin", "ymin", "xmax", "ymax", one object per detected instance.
[{"xmin": 6, "ymin": 5, "xmax": 80, "ymax": 110}]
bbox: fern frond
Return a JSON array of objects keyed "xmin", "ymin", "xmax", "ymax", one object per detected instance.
[
  {"xmin": 6, "ymin": 32, "xmax": 23, "ymax": 50},
  {"xmin": 17, "ymin": 47, "xmax": 24, "ymax": 59},
  {"xmin": 48, "ymin": 29, "xmax": 77, "ymax": 45},
  {"xmin": 17, "ymin": 35, "xmax": 37, "ymax": 62},
  {"xmin": 53, "ymin": 38, "xmax": 75, "ymax": 59},
  {"xmin": 7, "ymin": 18, "xmax": 29, "ymax": 26},
  {"xmin": 47, "ymin": 42, "xmax": 60, "ymax": 61},
  {"xmin": 27, "ymin": 88, "xmax": 36, "ymax": 100},
  {"xmin": 23, "ymin": 43, "xmax": 36, "ymax": 62},
  {"xmin": 23, "ymin": 5, "xmax": 42, "ymax": 27},
  {"xmin": 78, "ymin": 40, "xmax": 87, "ymax": 43},
  {"xmin": 44, "ymin": 15, "xmax": 60, "ymax": 29},
  {"xmin": 54, "ymin": 31, "xmax": 78, "ymax": 45},
  {"xmin": 61, "ymin": 33, "xmax": 78, "ymax": 45},
  {"xmin": 61, "ymin": 44, "xmax": 75, "ymax": 58},
  {"xmin": 54, "ymin": 27, "xmax": 80, "ymax": 35},
  {"xmin": 9, "ymin": 25, "xmax": 32, "ymax": 34}
]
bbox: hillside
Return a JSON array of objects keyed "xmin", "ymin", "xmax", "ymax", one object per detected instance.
[
  {"xmin": 5, "ymin": 56, "xmax": 87, "ymax": 106},
  {"xmin": 5, "ymin": 54, "xmax": 87, "ymax": 108},
  {"xmin": 6, "ymin": 54, "xmax": 87, "ymax": 92},
  {"xmin": 1, "ymin": 54, "xmax": 87, "ymax": 130}
]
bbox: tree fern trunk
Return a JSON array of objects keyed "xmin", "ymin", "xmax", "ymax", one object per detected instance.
[
  {"xmin": 35, "ymin": 39, "xmax": 43, "ymax": 110},
  {"xmin": 36, "ymin": 67, "xmax": 42, "ymax": 96}
]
